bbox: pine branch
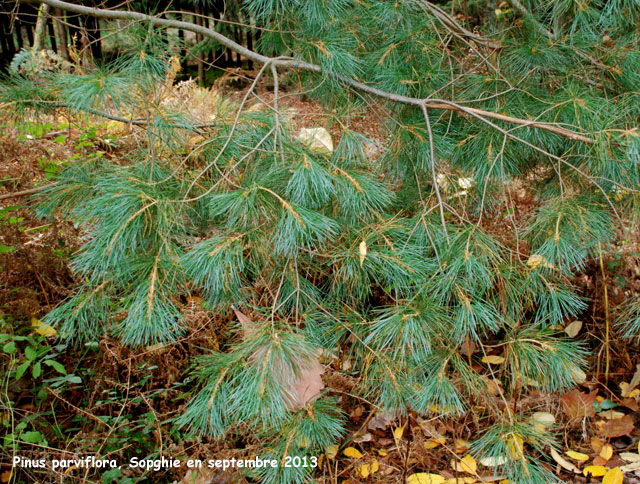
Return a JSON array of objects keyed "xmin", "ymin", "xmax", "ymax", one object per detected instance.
[{"xmin": 26, "ymin": 0, "xmax": 596, "ymax": 145}]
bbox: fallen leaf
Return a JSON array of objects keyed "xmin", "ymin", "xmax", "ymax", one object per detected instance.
[
  {"xmin": 452, "ymin": 455, "xmax": 477, "ymax": 474},
  {"xmin": 358, "ymin": 459, "xmax": 379, "ymax": 478},
  {"xmin": 531, "ymin": 411, "xmax": 556, "ymax": 426},
  {"xmin": 454, "ymin": 439, "xmax": 471, "ymax": 453},
  {"xmin": 239, "ymin": 308, "xmax": 325, "ymax": 410},
  {"xmin": 621, "ymin": 364, "xmax": 640, "ymax": 397},
  {"xmin": 602, "ymin": 467, "xmax": 623, "ymax": 484},
  {"xmin": 620, "ymin": 461, "xmax": 640, "ymax": 473},
  {"xmin": 378, "ymin": 449, "xmax": 388, "ymax": 457},
  {"xmin": 353, "ymin": 432, "xmax": 373, "ymax": 443},
  {"xmin": 445, "ymin": 479, "xmax": 476, "ymax": 484},
  {"xmin": 479, "ymin": 456, "xmax": 507, "ymax": 467},
  {"xmin": 424, "ymin": 437, "xmax": 447, "ymax": 449},
  {"xmin": 393, "ymin": 426, "xmax": 405, "ymax": 444},
  {"xmin": 286, "ymin": 350, "xmax": 325, "ymax": 410},
  {"xmin": 620, "ymin": 453, "xmax": 640, "ymax": 463},
  {"xmin": 482, "ymin": 376, "xmax": 502, "ymax": 396},
  {"xmin": 621, "ymin": 398, "xmax": 639, "ymax": 411},
  {"xmin": 583, "ymin": 465, "xmax": 608, "ymax": 477},
  {"xmin": 591, "ymin": 437, "xmax": 604, "ymax": 454},
  {"xmin": 600, "ymin": 410, "xmax": 626, "ymax": 420},
  {"xmin": 564, "ymin": 320, "xmax": 583, "ymax": 338},
  {"xmin": 482, "ymin": 355, "xmax": 505, "ymax": 364},
  {"xmin": 368, "ymin": 411, "xmax": 392, "ymax": 430},
  {"xmin": 344, "ymin": 447, "xmax": 363, "ymax": 459},
  {"xmin": 407, "ymin": 473, "xmax": 445, "ymax": 484},
  {"xmin": 232, "ymin": 306, "xmax": 257, "ymax": 335},
  {"xmin": 358, "ymin": 240, "xmax": 367, "ymax": 268},
  {"xmin": 1, "ymin": 471, "xmax": 11, "ymax": 483},
  {"xmin": 560, "ymin": 389, "xmax": 597, "ymax": 421},
  {"xmin": 527, "ymin": 254, "xmax": 556, "ymax": 270},
  {"xmin": 568, "ymin": 365, "xmax": 587, "ymax": 384},
  {"xmin": 600, "ymin": 444, "xmax": 614, "ymax": 460},
  {"xmin": 32, "ymin": 316, "xmax": 57, "ymax": 337},
  {"xmin": 326, "ymin": 444, "xmax": 338, "ymax": 459},
  {"xmin": 550, "ymin": 448, "xmax": 580, "ymax": 473},
  {"xmin": 597, "ymin": 415, "xmax": 634, "ymax": 438},
  {"xmin": 566, "ymin": 450, "xmax": 589, "ymax": 462},
  {"xmin": 593, "ymin": 456, "xmax": 609, "ymax": 466},
  {"xmin": 298, "ymin": 127, "xmax": 334, "ymax": 153}
]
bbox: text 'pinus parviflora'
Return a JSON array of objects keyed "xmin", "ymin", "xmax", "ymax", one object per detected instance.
[{"xmin": 3, "ymin": 0, "xmax": 640, "ymax": 482}]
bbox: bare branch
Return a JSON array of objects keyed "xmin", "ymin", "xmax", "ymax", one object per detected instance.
[{"xmin": 29, "ymin": 0, "xmax": 596, "ymax": 145}]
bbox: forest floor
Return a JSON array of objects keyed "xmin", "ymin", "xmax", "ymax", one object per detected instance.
[{"xmin": 1, "ymin": 75, "xmax": 640, "ymax": 484}]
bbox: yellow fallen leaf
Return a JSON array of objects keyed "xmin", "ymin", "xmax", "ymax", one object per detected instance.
[
  {"xmin": 527, "ymin": 253, "xmax": 556, "ymax": 270},
  {"xmin": 393, "ymin": 426, "xmax": 405, "ymax": 443},
  {"xmin": 407, "ymin": 473, "xmax": 445, "ymax": 484},
  {"xmin": 378, "ymin": 449, "xmax": 388, "ymax": 457},
  {"xmin": 445, "ymin": 479, "xmax": 476, "ymax": 484},
  {"xmin": 1, "ymin": 471, "xmax": 11, "ymax": 483},
  {"xmin": 343, "ymin": 447, "xmax": 363, "ymax": 459},
  {"xmin": 583, "ymin": 465, "xmax": 608, "ymax": 477},
  {"xmin": 602, "ymin": 467, "xmax": 623, "ymax": 484},
  {"xmin": 566, "ymin": 450, "xmax": 589, "ymax": 461},
  {"xmin": 326, "ymin": 444, "xmax": 338, "ymax": 459},
  {"xmin": 601, "ymin": 444, "xmax": 614, "ymax": 460},
  {"xmin": 454, "ymin": 439, "xmax": 471, "ymax": 453},
  {"xmin": 452, "ymin": 455, "xmax": 477, "ymax": 474},
  {"xmin": 32, "ymin": 317, "xmax": 57, "ymax": 337},
  {"xmin": 550, "ymin": 448, "xmax": 580, "ymax": 473},
  {"xmin": 424, "ymin": 437, "xmax": 446, "ymax": 449},
  {"xmin": 358, "ymin": 459, "xmax": 379, "ymax": 478},
  {"xmin": 358, "ymin": 240, "xmax": 367, "ymax": 268},
  {"xmin": 481, "ymin": 355, "xmax": 505, "ymax": 364}
]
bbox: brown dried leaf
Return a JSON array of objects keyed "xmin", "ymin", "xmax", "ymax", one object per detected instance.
[
  {"xmin": 368, "ymin": 412, "xmax": 393, "ymax": 430},
  {"xmin": 232, "ymin": 305, "xmax": 257, "ymax": 335},
  {"xmin": 286, "ymin": 349, "xmax": 325, "ymax": 410},
  {"xmin": 234, "ymin": 306, "xmax": 324, "ymax": 410},
  {"xmin": 596, "ymin": 415, "xmax": 635, "ymax": 438},
  {"xmin": 561, "ymin": 389, "xmax": 597, "ymax": 421}
]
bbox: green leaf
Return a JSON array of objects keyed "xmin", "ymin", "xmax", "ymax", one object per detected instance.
[
  {"xmin": 25, "ymin": 345, "xmax": 37, "ymax": 361},
  {"xmin": 44, "ymin": 359, "xmax": 67, "ymax": 375},
  {"xmin": 2, "ymin": 341, "xmax": 16, "ymax": 354},
  {"xmin": 15, "ymin": 361, "xmax": 30, "ymax": 380},
  {"xmin": 21, "ymin": 431, "xmax": 42, "ymax": 443},
  {"xmin": 32, "ymin": 361, "xmax": 42, "ymax": 378},
  {"xmin": 65, "ymin": 374, "xmax": 82, "ymax": 384}
]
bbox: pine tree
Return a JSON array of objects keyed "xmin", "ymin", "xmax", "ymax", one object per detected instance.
[{"xmin": 2, "ymin": 0, "xmax": 640, "ymax": 483}]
